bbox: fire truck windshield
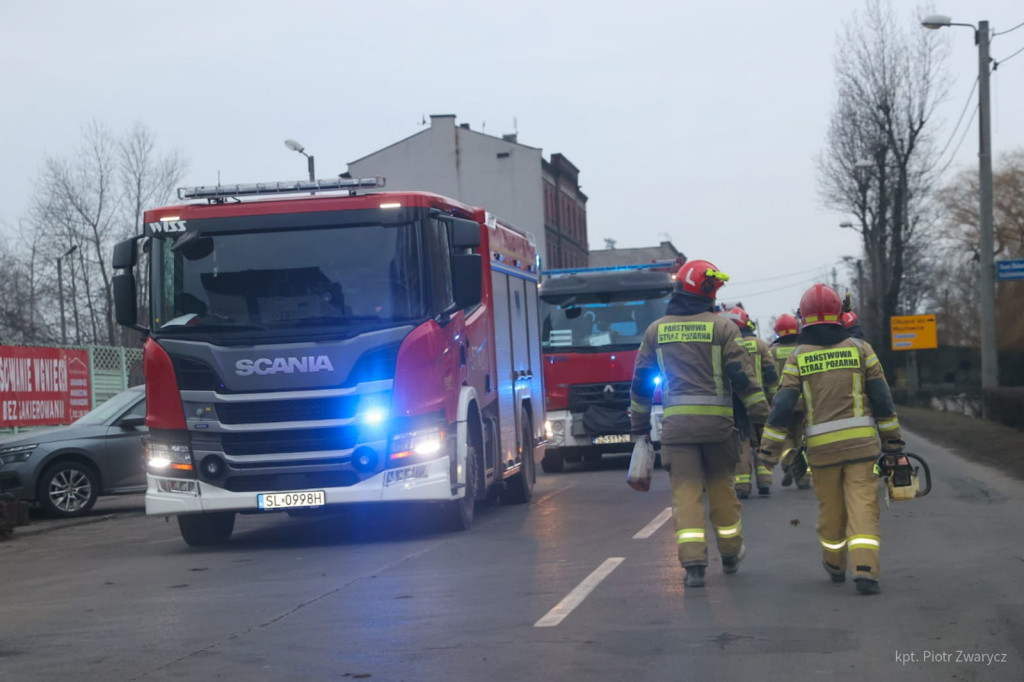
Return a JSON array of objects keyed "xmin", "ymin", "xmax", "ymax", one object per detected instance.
[
  {"xmin": 540, "ymin": 294, "xmax": 670, "ymax": 351},
  {"xmin": 150, "ymin": 223, "xmax": 428, "ymax": 336}
]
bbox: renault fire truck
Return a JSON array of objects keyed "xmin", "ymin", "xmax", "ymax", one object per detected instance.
[
  {"xmin": 112, "ymin": 177, "xmax": 545, "ymax": 546},
  {"xmin": 538, "ymin": 263, "xmax": 676, "ymax": 472}
]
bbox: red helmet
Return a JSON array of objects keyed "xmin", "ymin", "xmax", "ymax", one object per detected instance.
[
  {"xmin": 841, "ymin": 311, "xmax": 859, "ymax": 328},
  {"xmin": 774, "ymin": 313, "xmax": 800, "ymax": 337},
  {"xmin": 675, "ymin": 260, "xmax": 730, "ymax": 299},
  {"xmin": 724, "ymin": 306, "xmax": 753, "ymax": 331},
  {"xmin": 799, "ymin": 284, "xmax": 843, "ymax": 327}
]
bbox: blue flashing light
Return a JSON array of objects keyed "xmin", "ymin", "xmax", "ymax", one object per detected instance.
[
  {"xmin": 362, "ymin": 407, "xmax": 388, "ymax": 426},
  {"xmin": 611, "ymin": 355, "xmax": 617, "ymax": 361},
  {"xmin": 653, "ymin": 375, "xmax": 662, "ymax": 386}
]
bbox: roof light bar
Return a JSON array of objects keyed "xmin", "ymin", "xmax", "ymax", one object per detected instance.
[{"xmin": 177, "ymin": 177, "xmax": 386, "ymax": 200}]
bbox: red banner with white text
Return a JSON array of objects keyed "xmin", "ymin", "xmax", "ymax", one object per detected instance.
[{"xmin": 0, "ymin": 346, "xmax": 92, "ymax": 428}]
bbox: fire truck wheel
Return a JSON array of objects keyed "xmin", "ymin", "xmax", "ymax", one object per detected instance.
[
  {"xmin": 444, "ymin": 445, "xmax": 479, "ymax": 531},
  {"xmin": 501, "ymin": 415, "xmax": 534, "ymax": 504},
  {"xmin": 177, "ymin": 512, "xmax": 235, "ymax": 547},
  {"xmin": 541, "ymin": 451, "xmax": 565, "ymax": 474}
]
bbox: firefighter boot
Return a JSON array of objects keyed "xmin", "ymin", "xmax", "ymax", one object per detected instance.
[
  {"xmin": 855, "ymin": 577, "xmax": 881, "ymax": 595},
  {"xmin": 722, "ymin": 543, "xmax": 745, "ymax": 575},
  {"xmin": 683, "ymin": 565, "xmax": 706, "ymax": 588},
  {"xmin": 822, "ymin": 560, "xmax": 846, "ymax": 583}
]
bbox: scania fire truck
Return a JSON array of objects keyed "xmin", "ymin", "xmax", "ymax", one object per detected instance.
[
  {"xmin": 538, "ymin": 263, "xmax": 676, "ymax": 472},
  {"xmin": 112, "ymin": 177, "xmax": 545, "ymax": 546}
]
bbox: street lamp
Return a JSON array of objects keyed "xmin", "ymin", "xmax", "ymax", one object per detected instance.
[
  {"xmin": 922, "ymin": 14, "xmax": 998, "ymax": 389},
  {"xmin": 284, "ymin": 138, "xmax": 315, "ymax": 182},
  {"xmin": 56, "ymin": 245, "xmax": 78, "ymax": 345}
]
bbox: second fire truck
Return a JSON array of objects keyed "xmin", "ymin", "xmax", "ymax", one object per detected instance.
[{"xmin": 538, "ymin": 263, "xmax": 676, "ymax": 472}]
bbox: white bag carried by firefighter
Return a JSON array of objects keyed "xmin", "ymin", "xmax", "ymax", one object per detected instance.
[{"xmin": 627, "ymin": 435, "xmax": 655, "ymax": 492}]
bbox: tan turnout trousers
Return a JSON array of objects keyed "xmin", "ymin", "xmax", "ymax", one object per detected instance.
[
  {"xmin": 811, "ymin": 460, "xmax": 880, "ymax": 580},
  {"xmin": 665, "ymin": 434, "xmax": 744, "ymax": 566}
]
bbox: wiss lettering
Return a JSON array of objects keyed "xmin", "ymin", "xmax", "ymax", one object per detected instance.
[{"xmin": 235, "ymin": 356, "xmax": 335, "ymax": 376}]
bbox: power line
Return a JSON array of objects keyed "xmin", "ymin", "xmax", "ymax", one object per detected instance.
[
  {"xmin": 726, "ymin": 275, "xmax": 829, "ymax": 300},
  {"xmin": 936, "ymin": 104, "xmax": 978, "ymax": 175},
  {"xmin": 993, "ymin": 20, "xmax": 1024, "ymax": 37},
  {"xmin": 994, "ymin": 43, "xmax": 1024, "ymax": 68},
  {"xmin": 935, "ymin": 77, "xmax": 978, "ymax": 163},
  {"xmin": 729, "ymin": 263, "xmax": 839, "ymax": 287}
]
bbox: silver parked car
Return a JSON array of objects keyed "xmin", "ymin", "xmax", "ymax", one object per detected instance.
[{"xmin": 0, "ymin": 385, "xmax": 147, "ymax": 517}]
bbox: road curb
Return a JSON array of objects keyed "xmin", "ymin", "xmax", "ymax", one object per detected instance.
[{"xmin": 9, "ymin": 510, "xmax": 146, "ymax": 538}]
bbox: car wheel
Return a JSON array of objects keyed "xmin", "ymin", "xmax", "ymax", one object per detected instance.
[
  {"xmin": 37, "ymin": 461, "xmax": 99, "ymax": 518},
  {"xmin": 177, "ymin": 512, "xmax": 235, "ymax": 547},
  {"xmin": 501, "ymin": 412, "xmax": 534, "ymax": 504}
]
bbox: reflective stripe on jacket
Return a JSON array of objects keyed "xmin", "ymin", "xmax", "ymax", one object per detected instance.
[{"xmin": 630, "ymin": 312, "xmax": 768, "ymax": 444}]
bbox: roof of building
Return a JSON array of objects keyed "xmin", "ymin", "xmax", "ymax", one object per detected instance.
[
  {"xmin": 587, "ymin": 241, "xmax": 685, "ymax": 268},
  {"xmin": 348, "ymin": 114, "xmax": 540, "ymax": 166}
]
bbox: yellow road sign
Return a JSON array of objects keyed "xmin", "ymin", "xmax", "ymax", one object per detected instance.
[{"xmin": 890, "ymin": 315, "xmax": 937, "ymax": 351}]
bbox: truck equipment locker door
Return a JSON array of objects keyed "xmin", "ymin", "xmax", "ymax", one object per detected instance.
[{"xmin": 491, "ymin": 271, "xmax": 517, "ymax": 468}]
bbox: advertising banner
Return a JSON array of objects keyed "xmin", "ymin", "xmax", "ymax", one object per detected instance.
[{"xmin": 0, "ymin": 346, "xmax": 92, "ymax": 428}]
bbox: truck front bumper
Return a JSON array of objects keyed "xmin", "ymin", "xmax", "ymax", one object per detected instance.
[
  {"xmin": 145, "ymin": 455, "xmax": 456, "ymax": 516},
  {"xmin": 543, "ymin": 408, "xmax": 663, "ymax": 451}
]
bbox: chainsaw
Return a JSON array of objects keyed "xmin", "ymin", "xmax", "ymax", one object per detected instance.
[{"xmin": 876, "ymin": 451, "xmax": 932, "ymax": 505}]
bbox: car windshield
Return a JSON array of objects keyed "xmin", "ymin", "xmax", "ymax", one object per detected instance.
[
  {"xmin": 151, "ymin": 222, "xmax": 426, "ymax": 335},
  {"xmin": 540, "ymin": 294, "xmax": 670, "ymax": 351},
  {"xmin": 74, "ymin": 389, "xmax": 143, "ymax": 426}
]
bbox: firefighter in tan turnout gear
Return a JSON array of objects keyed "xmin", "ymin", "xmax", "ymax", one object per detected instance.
[
  {"xmin": 723, "ymin": 306, "xmax": 778, "ymax": 498},
  {"xmin": 758, "ymin": 284, "xmax": 903, "ymax": 595},
  {"xmin": 770, "ymin": 313, "xmax": 811, "ymax": 490},
  {"xmin": 630, "ymin": 260, "xmax": 769, "ymax": 588}
]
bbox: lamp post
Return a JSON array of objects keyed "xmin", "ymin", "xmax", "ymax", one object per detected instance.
[
  {"xmin": 56, "ymin": 245, "xmax": 78, "ymax": 345},
  {"xmin": 284, "ymin": 139, "xmax": 315, "ymax": 181},
  {"xmin": 922, "ymin": 14, "xmax": 998, "ymax": 389}
]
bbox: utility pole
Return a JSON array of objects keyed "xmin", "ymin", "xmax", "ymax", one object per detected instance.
[
  {"xmin": 977, "ymin": 20, "xmax": 999, "ymax": 389},
  {"xmin": 56, "ymin": 245, "xmax": 77, "ymax": 345}
]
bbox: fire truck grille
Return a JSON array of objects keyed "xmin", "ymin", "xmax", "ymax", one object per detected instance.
[
  {"xmin": 569, "ymin": 382, "xmax": 632, "ymax": 412},
  {"xmin": 216, "ymin": 396, "xmax": 361, "ymax": 424},
  {"xmin": 221, "ymin": 427, "xmax": 357, "ymax": 456},
  {"xmin": 223, "ymin": 470, "xmax": 361, "ymax": 492}
]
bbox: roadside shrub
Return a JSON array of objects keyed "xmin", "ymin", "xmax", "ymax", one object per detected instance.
[{"xmin": 983, "ymin": 388, "xmax": 1024, "ymax": 430}]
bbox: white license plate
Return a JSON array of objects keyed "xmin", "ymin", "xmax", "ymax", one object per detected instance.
[
  {"xmin": 593, "ymin": 434, "xmax": 631, "ymax": 445},
  {"xmin": 257, "ymin": 490, "xmax": 326, "ymax": 510}
]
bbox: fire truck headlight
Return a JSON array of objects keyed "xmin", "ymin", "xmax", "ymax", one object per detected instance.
[
  {"xmin": 146, "ymin": 442, "xmax": 194, "ymax": 473},
  {"xmin": 390, "ymin": 426, "xmax": 445, "ymax": 462},
  {"xmin": 544, "ymin": 421, "xmax": 553, "ymax": 439}
]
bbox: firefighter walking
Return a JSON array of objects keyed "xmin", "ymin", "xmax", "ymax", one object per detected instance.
[
  {"xmin": 630, "ymin": 260, "xmax": 769, "ymax": 588},
  {"xmin": 758, "ymin": 284, "xmax": 903, "ymax": 595},
  {"xmin": 770, "ymin": 313, "xmax": 811, "ymax": 490},
  {"xmin": 724, "ymin": 307, "xmax": 778, "ymax": 498}
]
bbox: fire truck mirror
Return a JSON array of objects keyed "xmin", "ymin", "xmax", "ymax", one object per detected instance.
[
  {"xmin": 112, "ymin": 238, "xmax": 138, "ymax": 269},
  {"xmin": 452, "ymin": 254, "xmax": 482, "ymax": 308},
  {"xmin": 450, "ymin": 218, "xmax": 482, "ymax": 249},
  {"xmin": 113, "ymin": 272, "xmax": 138, "ymax": 327}
]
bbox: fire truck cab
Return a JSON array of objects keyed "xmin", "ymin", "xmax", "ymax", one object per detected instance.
[
  {"xmin": 538, "ymin": 263, "xmax": 675, "ymax": 473},
  {"xmin": 112, "ymin": 177, "xmax": 545, "ymax": 546}
]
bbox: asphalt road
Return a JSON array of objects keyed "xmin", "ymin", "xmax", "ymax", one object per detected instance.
[{"xmin": 2, "ymin": 429, "xmax": 1022, "ymax": 682}]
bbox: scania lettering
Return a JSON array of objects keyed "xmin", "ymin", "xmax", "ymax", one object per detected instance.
[
  {"xmin": 234, "ymin": 355, "xmax": 335, "ymax": 376},
  {"xmin": 112, "ymin": 177, "xmax": 545, "ymax": 546},
  {"xmin": 538, "ymin": 263, "xmax": 675, "ymax": 472}
]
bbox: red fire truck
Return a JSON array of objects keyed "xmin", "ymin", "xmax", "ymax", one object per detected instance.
[
  {"xmin": 112, "ymin": 177, "xmax": 545, "ymax": 546},
  {"xmin": 538, "ymin": 263, "xmax": 676, "ymax": 472}
]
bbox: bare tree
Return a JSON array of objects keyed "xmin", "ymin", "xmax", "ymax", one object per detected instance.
[
  {"xmin": 935, "ymin": 149, "xmax": 1024, "ymax": 348},
  {"xmin": 9, "ymin": 121, "xmax": 188, "ymax": 346},
  {"xmin": 818, "ymin": 0, "xmax": 949, "ymax": 352}
]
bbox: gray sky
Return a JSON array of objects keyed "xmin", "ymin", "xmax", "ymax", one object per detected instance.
[{"xmin": 2, "ymin": 0, "xmax": 1022, "ymax": 331}]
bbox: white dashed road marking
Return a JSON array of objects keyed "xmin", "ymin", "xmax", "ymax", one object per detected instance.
[
  {"xmin": 633, "ymin": 507, "xmax": 672, "ymax": 539},
  {"xmin": 534, "ymin": 557, "xmax": 625, "ymax": 628}
]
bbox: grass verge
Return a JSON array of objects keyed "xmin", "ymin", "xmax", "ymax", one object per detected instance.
[{"xmin": 898, "ymin": 405, "xmax": 1024, "ymax": 481}]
